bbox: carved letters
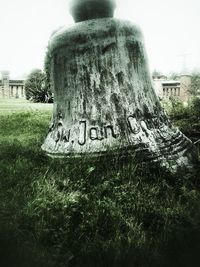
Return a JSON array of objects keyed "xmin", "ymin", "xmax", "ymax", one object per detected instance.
[
  {"xmin": 78, "ymin": 120, "xmax": 87, "ymax": 146},
  {"xmin": 56, "ymin": 125, "xmax": 71, "ymax": 143},
  {"xmin": 89, "ymin": 127, "xmax": 104, "ymax": 141},
  {"xmin": 63, "ymin": 129, "xmax": 71, "ymax": 142},
  {"xmin": 127, "ymin": 115, "xmax": 140, "ymax": 134},
  {"xmin": 104, "ymin": 125, "xmax": 117, "ymax": 139},
  {"xmin": 78, "ymin": 121, "xmax": 117, "ymax": 145},
  {"xmin": 52, "ymin": 113, "xmax": 163, "ymax": 145},
  {"xmin": 53, "ymin": 120, "xmax": 118, "ymax": 145}
]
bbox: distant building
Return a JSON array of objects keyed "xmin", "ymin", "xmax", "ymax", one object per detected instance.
[
  {"xmin": 0, "ymin": 71, "xmax": 25, "ymax": 98},
  {"xmin": 0, "ymin": 69, "xmax": 191, "ymax": 102},
  {"xmin": 153, "ymin": 74, "xmax": 191, "ymax": 102}
]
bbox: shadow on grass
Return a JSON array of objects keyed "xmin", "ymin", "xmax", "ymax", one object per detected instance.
[{"xmin": 0, "ymin": 111, "xmax": 200, "ymax": 267}]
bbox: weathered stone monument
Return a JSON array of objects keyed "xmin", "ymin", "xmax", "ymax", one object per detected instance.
[{"xmin": 42, "ymin": 0, "xmax": 197, "ymax": 173}]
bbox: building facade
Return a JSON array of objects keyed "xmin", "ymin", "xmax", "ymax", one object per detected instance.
[
  {"xmin": 0, "ymin": 70, "xmax": 191, "ymax": 102},
  {"xmin": 153, "ymin": 74, "xmax": 191, "ymax": 102},
  {"xmin": 0, "ymin": 71, "xmax": 25, "ymax": 98}
]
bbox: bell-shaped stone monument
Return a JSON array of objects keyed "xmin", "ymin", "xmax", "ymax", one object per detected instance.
[{"xmin": 42, "ymin": 0, "xmax": 197, "ymax": 173}]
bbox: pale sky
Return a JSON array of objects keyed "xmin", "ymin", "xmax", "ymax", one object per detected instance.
[{"xmin": 0, "ymin": 0, "xmax": 200, "ymax": 78}]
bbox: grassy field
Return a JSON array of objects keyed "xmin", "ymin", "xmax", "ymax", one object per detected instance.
[
  {"xmin": 0, "ymin": 99, "xmax": 200, "ymax": 267},
  {"xmin": 0, "ymin": 98, "xmax": 53, "ymax": 114}
]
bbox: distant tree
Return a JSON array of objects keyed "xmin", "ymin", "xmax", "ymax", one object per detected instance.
[
  {"xmin": 44, "ymin": 50, "xmax": 52, "ymax": 99},
  {"xmin": 152, "ymin": 69, "xmax": 162, "ymax": 77},
  {"xmin": 25, "ymin": 69, "xmax": 53, "ymax": 103},
  {"xmin": 189, "ymin": 72, "xmax": 200, "ymax": 96},
  {"xmin": 168, "ymin": 72, "xmax": 179, "ymax": 80},
  {"xmin": 190, "ymin": 97, "xmax": 200, "ymax": 117}
]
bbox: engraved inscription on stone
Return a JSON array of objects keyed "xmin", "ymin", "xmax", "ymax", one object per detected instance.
[
  {"xmin": 89, "ymin": 127, "xmax": 104, "ymax": 141},
  {"xmin": 127, "ymin": 116, "xmax": 140, "ymax": 134},
  {"xmin": 78, "ymin": 120, "xmax": 87, "ymax": 146},
  {"xmin": 78, "ymin": 121, "xmax": 117, "ymax": 145},
  {"xmin": 52, "ymin": 115, "xmax": 153, "ymax": 146}
]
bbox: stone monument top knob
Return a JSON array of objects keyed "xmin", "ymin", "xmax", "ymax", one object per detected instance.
[{"xmin": 70, "ymin": 0, "xmax": 116, "ymax": 23}]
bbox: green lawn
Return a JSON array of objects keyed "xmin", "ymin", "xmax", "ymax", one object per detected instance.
[
  {"xmin": 0, "ymin": 98, "xmax": 53, "ymax": 114},
  {"xmin": 0, "ymin": 100, "xmax": 200, "ymax": 267}
]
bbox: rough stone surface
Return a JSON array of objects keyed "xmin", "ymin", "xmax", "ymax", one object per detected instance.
[{"xmin": 42, "ymin": 18, "xmax": 197, "ymax": 173}]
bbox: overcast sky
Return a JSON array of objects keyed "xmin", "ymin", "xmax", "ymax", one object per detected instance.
[{"xmin": 0, "ymin": 0, "xmax": 200, "ymax": 78}]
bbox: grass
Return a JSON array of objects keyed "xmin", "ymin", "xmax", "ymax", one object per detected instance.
[
  {"xmin": 0, "ymin": 98, "xmax": 53, "ymax": 114},
  {"xmin": 0, "ymin": 99, "xmax": 200, "ymax": 267}
]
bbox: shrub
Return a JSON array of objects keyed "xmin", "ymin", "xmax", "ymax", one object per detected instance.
[
  {"xmin": 190, "ymin": 97, "xmax": 200, "ymax": 118},
  {"xmin": 25, "ymin": 69, "xmax": 53, "ymax": 103},
  {"xmin": 164, "ymin": 98, "xmax": 190, "ymax": 120}
]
